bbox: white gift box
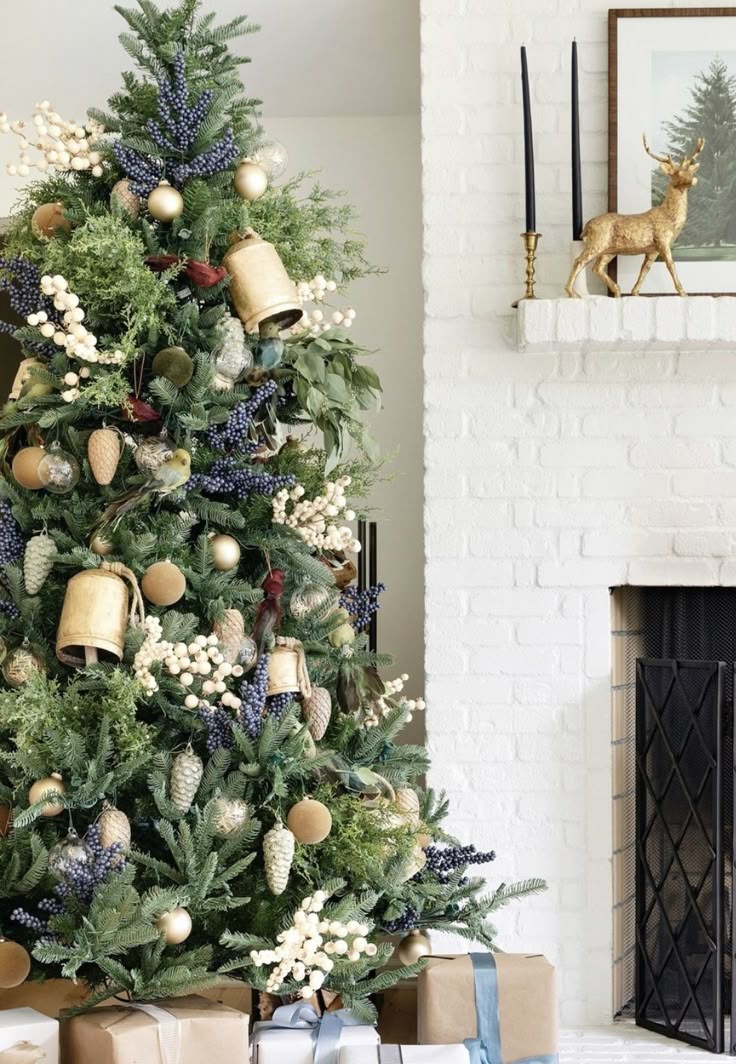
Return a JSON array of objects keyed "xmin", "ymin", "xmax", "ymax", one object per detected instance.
[
  {"xmin": 0, "ymin": 1007, "xmax": 59, "ymax": 1064},
  {"xmin": 252, "ymin": 1019, "xmax": 379, "ymax": 1064},
  {"xmin": 339, "ymin": 1047, "xmax": 469, "ymax": 1064}
]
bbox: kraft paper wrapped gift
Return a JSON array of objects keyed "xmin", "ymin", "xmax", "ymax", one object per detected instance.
[
  {"xmin": 376, "ymin": 980, "xmax": 417, "ymax": 1046},
  {"xmin": 0, "ymin": 1008, "xmax": 58, "ymax": 1064},
  {"xmin": 61, "ymin": 994, "xmax": 249, "ymax": 1064},
  {"xmin": 340, "ymin": 1045, "xmax": 469, "ymax": 1063},
  {"xmin": 252, "ymin": 1002, "xmax": 379, "ymax": 1064},
  {"xmin": 417, "ymin": 954, "xmax": 557, "ymax": 1063}
]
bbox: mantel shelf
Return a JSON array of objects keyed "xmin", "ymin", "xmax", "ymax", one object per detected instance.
[{"xmin": 516, "ymin": 295, "xmax": 736, "ymax": 352}]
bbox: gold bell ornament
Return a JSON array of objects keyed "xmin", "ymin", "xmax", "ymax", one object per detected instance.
[
  {"xmin": 147, "ymin": 180, "xmax": 184, "ymax": 223},
  {"xmin": 267, "ymin": 637, "xmax": 312, "ymax": 698},
  {"xmin": 222, "ymin": 228, "xmax": 302, "ymax": 334},
  {"xmin": 56, "ymin": 561, "xmax": 145, "ymax": 667}
]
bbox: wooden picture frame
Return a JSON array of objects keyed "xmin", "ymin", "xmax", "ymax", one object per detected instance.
[{"xmin": 609, "ymin": 8, "xmax": 736, "ymax": 295}]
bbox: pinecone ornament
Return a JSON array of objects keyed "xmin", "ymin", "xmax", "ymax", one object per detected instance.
[
  {"xmin": 170, "ymin": 747, "xmax": 203, "ymax": 813},
  {"xmin": 23, "ymin": 533, "xmax": 57, "ymax": 595},
  {"xmin": 213, "ymin": 608, "xmax": 245, "ymax": 665},
  {"xmin": 302, "ymin": 687, "xmax": 331, "ymax": 741},
  {"xmin": 263, "ymin": 821, "xmax": 295, "ymax": 896},
  {"xmin": 88, "ymin": 428, "xmax": 121, "ymax": 485},
  {"xmin": 98, "ymin": 804, "xmax": 131, "ymax": 861}
]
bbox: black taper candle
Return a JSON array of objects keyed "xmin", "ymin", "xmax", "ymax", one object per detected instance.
[
  {"xmin": 520, "ymin": 45, "xmax": 536, "ymax": 233},
  {"xmin": 571, "ymin": 39, "xmax": 583, "ymax": 240},
  {"xmin": 368, "ymin": 521, "xmax": 378, "ymax": 653},
  {"xmin": 357, "ymin": 519, "xmax": 366, "ymax": 593}
]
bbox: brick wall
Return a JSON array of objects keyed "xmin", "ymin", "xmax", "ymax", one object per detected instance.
[{"xmin": 420, "ymin": 0, "xmax": 730, "ymax": 1025}]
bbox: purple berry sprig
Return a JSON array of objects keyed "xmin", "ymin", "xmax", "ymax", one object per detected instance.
[
  {"xmin": 187, "ymin": 457, "xmax": 294, "ymax": 502},
  {"xmin": 340, "ymin": 583, "xmax": 386, "ymax": 632},
  {"xmin": 112, "ymin": 142, "xmax": 164, "ymax": 198},
  {"xmin": 148, "ymin": 52, "xmax": 213, "ymax": 154},
  {"xmin": 207, "ymin": 381, "xmax": 278, "ymax": 452},
  {"xmin": 237, "ymin": 653, "xmax": 270, "ymax": 738},
  {"xmin": 0, "ymin": 498, "xmax": 25, "ymax": 575},
  {"xmin": 381, "ymin": 905, "xmax": 421, "ymax": 934},
  {"xmin": 199, "ymin": 705, "xmax": 234, "ymax": 752},
  {"xmin": 419, "ymin": 844, "xmax": 496, "ymax": 885}
]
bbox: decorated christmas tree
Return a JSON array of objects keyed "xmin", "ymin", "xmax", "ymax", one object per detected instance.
[{"xmin": 0, "ymin": 0, "xmax": 543, "ymax": 1019}]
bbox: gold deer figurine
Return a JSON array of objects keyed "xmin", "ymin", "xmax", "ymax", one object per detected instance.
[{"xmin": 565, "ymin": 135, "xmax": 705, "ymax": 298}]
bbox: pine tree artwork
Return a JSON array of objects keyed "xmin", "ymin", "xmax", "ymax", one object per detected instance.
[{"xmin": 0, "ymin": 0, "xmax": 544, "ymax": 1019}]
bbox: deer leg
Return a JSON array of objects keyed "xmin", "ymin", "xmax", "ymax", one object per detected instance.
[
  {"xmin": 659, "ymin": 246, "xmax": 686, "ymax": 297},
  {"xmin": 565, "ymin": 250, "xmax": 596, "ymax": 299},
  {"xmin": 631, "ymin": 252, "xmax": 658, "ymax": 296},
  {"xmin": 593, "ymin": 254, "xmax": 620, "ymax": 297}
]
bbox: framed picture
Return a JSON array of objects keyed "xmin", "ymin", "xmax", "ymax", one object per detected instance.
[{"xmin": 609, "ymin": 8, "xmax": 736, "ymax": 295}]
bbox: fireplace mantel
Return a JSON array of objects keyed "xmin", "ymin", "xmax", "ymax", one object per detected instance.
[{"xmin": 517, "ymin": 295, "xmax": 736, "ymax": 352}]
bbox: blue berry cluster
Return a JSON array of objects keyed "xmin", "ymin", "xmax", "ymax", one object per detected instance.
[
  {"xmin": 0, "ymin": 257, "xmax": 56, "ymax": 353},
  {"xmin": 188, "ymin": 456, "xmax": 294, "ymax": 502},
  {"xmin": 420, "ymin": 844, "xmax": 496, "ymax": 884},
  {"xmin": 381, "ymin": 905, "xmax": 421, "ymax": 934},
  {"xmin": 0, "ymin": 498, "xmax": 25, "ymax": 583},
  {"xmin": 112, "ymin": 142, "xmax": 164, "ymax": 198},
  {"xmin": 237, "ymin": 653, "xmax": 270, "ymax": 737},
  {"xmin": 207, "ymin": 381, "xmax": 278, "ymax": 452},
  {"xmin": 148, "ymin": 52, "xmax": 214, "ymax": 153},
  {"xmin": 266, "ymin": 692, "xmax": 295, "ymax": 722},
  {"xmin": 169, "ymin": 126, "xmax": 238, "ymax": 187},
  {"xmin": 11, "ymin": 824, "xmax": 126, "ymax": 938},
  {"xmin": 340, "ymin": 583, "xmax": 386, "ymax": 632},
  {"xmin": 199, "ymin": 705, "xmax": 234, "ymax": 752}
]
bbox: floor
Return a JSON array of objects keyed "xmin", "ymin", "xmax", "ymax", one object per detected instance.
[{"xmin": 561, "ymin": 1025, "xmax": 719, "ymax": 1061}]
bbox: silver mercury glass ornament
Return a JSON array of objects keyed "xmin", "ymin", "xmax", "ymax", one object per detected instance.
[
  {"xmin": 48, "ymin": 829, "xmax": 93, "ymax": 880},
  {"xmin": 212, "ymin": 314, "xmax": 253, "ymax": 390}
]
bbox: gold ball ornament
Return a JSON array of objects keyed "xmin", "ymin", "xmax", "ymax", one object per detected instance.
[
  {"xmin": 141, "ymin": 560, "xmax": 187, "ymax": 606},
  {"xmin": 90, "ymin": 534, "xmax": 113, "ymax": 557},
  {"xmin": 31, "ymin": 201, "xmax": 71, "ymax": 240},
  {"xmin": 233, "ymin": 159, "xmax": 268, "ymax": 202},
  {"xmin": 0, "ymin": 938, "xmax": 31, "ymax": 989},
  {"xmin": 147, "ymin": 180, "xmax": 184, "ymax": 223},
  {"xmin": 152, "ymin": 346, "xmax": 194, "ymax": 388},
  {"xmin": 211, "ymin": 795, "xmax": 249, "ymax": 837},
  {"xmin": 156, "ymin": 906, "xmax": 192, "ymax": 945},
  {"xmin": 286, "ymin": 797, "xmax": 332, "ymax": 845},
  {"xmin": 210, "ymin": 534, "xmax": 241, "ymax": 571},
  {"xmin": 28, "ymin": 773, "xmax": 65, "ymax": 817},
  {"xmin": 3, "ymin": 647, "xmax": 44, "ymax": 688},
  {"xmin": 12, "ymin": 446, "xmax": 46, "ymax": 490},
  {"xmin": 396, "ymin": 930, "xmax": 431, "ymax": 966},
  {"xmin": 111, "ymin": 178, "xmax": 141, "ymax": 219}
]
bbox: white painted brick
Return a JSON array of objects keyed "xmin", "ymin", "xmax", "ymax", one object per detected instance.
[
  {"xmin": 717, "ymin": 295, "xmax": 736, "ymax": 342},
  {"xmin": 627, "ymin": 559, "xmax": 720, "ymax": 586},
  {"xmin": 676, "ymin": 408, "xmax": 736, "ymax": 437},
  {"xmin": 674, "ymin": 531, "xmax": 736, "ymax": 557},
  {"xmin": 537, "ymin": 559, "xmax": 628, "ymax": 587},
  {"xmin": 674, "ymin": 470, "xmax": 736, "ymax": 497},
  {"xmin": 540, "ymin": 440, "xmax": 626, "ymax": 468},
  {"xmin": 684, "ymin": 294, "xmax": 716, "ymax": 342},
  {"xmin": 629, "ymin": 501, "xmax": 718, "ymax": 528},
  {"xmin": 582, "ymin": 410, "xmax": 671, "ymax": 437},
  {"xmin": 620, "ymin": 297, "xmax": 653, "ymax": 345},
  {"xmin": 517, "ymin": 618, "xmax": 580, "ymax": 644},
  {"xmin": 581, "ymin": 470, "xmax": 669, "ymax": 499},
  {"xmin": 582, "ymin": 530, "xmax": 672, "ymax": 558},
  {"xmin": 555, "ymin": 299, "xmax": 588, "ymax": 345},
  {"xmin": 587, "ymin": 297, "xmax": 619, "ymax": 344},
  {"xmin": 629, "ymin": 439, "xmax": 720, "ymax": 469}
]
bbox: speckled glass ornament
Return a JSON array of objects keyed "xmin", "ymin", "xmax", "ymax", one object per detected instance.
[
  {"xmin": 253, "ymin": 138, "xmax": 289, "ymax": 179},
  {"xmin": 48, "ymin": 829, "xmax": 92, "ymax": 880},
  {"xmin": 290, "ymin": 583, "xmax": 332, "ymax": 621},
  {"xmin": 212, "ymin": 338, "xmax": 253, "ymax": 389},
  {"xmin": 37, "ymin": 442, "xmax": 80, "ymax": 494},
  {"xmin": 239, "ymin": 635, "xmax": 258, "ymax": 671},
  {"xmin": 134, "ymin": 433, "xmax": 175, "ymax": 475}
]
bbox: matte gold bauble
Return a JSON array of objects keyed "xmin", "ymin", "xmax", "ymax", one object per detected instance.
[
  {"xmin": 147, "ymin": 180, "xmax": 184, "ymax": 223},
  {"xmin": 156, "ymin": 906, "xmax": 192, "ymax": 945},
  {"xmin": 286, "ymin": 797, "xmax": 332, "ymax": 845},
  {"xmin": 11, "ymin": 447, "xmax": 46, "ymax": 490},
  {"xmin": 31, "ymin": 201, "xmax": 70, "ymax": 240},
  {"xmin": 396, "ymin": 929, "xmax": 431, "ymax": 966},
  {"xmin": 0, "ymin": 938, "xmax": 31, "ymax": 988},
  {"xmin": 233, "ymin": 159, "xmax": 268, "ymax": 202},
  {"xmin": 3, "ymin": 647, "xmax": 45, "ymax": 688},
  {"xmin": 111, "ymin": 178, "xmax": 141, "ymax": 219},
  {"xmin": 152, "ymin": 346, "xmax": 194, "ymax": 388},
  {"xmin": 90, "ymin": 534, "xmax": 113, "ymax": 556},
  {"xmin": 141, "ymin": 560, "xmax": 186, "ymax": 606},
  {"xmin": 28, "ymin": 773, "xmax": 65, "ymax": 817},
  {"xmin": 210, "ymin": 533, "xmax": 241, "ymax": 571}
]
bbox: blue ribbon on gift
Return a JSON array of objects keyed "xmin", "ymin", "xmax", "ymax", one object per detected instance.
[
  {"xmin": 261, "ymin": 1000, "xmax": 365, "ymax": 1064},
  {"xmin": 463, "ymin": 954, "xmax": 558, "ymax": 1064}
]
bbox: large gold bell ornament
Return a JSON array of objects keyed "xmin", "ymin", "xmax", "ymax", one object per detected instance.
[
  {"xmin": 56, "ymin": 568, "xmax": 129, "ymax": 667},
  {"xmin": 222, "ymin": 228, "xmax": 302, "ymax": 334}
]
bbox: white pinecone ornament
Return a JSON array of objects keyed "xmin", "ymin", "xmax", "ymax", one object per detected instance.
[
  {"xmin": 263, "ymin": 821, "xmax": 295, "ymax": 896},
  {"xmin": 98, "ymin": 804, "xmax": 131, "ymax": 861},
  {"xmin": 170, "ymin": 747, "xmax": 203, "ymax": 813},
  {"xmin": 88, "ymin": 428, "xmax": 121, "ymax": 485},
  {"xmin": 302, "ymin": 687, "xmax": 331, "ymax": 741},
  {"xmin": 23, "ymin": 533, "xmax": 57, "ymax": 595},
  {"xmin": 213, "ymin": 608, "xmax": 245, "ymax": 665}
]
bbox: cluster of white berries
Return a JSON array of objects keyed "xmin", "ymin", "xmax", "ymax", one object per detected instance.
[
  {"xmin": 0, "ymin": 102, "xmax": 105, "ymax": 177},
  {"xmin": 362, "ymin": 673, "xmax": 426, "ymax": 729},
  {"xmin": 291, "ymin": 275, "xmax": 357, "ymax": 338},
  {"xmin": 272, "ymin": 476, "xmax": 361, "ymax": 554},
  {"xmin": 250, "ymin": 891, "xmax": 377, "ymax": 995},
  {"xmin": 133, "ymin": 616, "xmax": 244, "ymax": 709},
  {"xmin": 28, "ymin": 276, "xmax": 124, "ymax": 384}
]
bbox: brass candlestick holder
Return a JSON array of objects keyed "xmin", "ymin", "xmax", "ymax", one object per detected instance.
[{"xmin": 512, "ymin": 231, "xmax": 541, "ymax": 308}]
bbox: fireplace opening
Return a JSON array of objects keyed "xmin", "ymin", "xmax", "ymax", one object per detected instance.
[{"xmin": 611, "ymin": 586, "xmax": 736, "ymax": 1054}]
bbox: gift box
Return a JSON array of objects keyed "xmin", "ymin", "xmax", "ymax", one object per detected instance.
[
  {"xmin": 417, "ymin": 953, "xmax": 557, "ymax": 1063},
  {"xmin": 0, "ymin": 982, "xmax": 89, "ymax": 1020},
  {"xmin": 340, "ymin": 1045, "xmax": 468, "ymax": 1063},
  {"xmin": 0, "ymin": 1008, "xmax": 58, "ymax": 1064},
  {"xmin": 61, "ymin": 994, "xmax": 249, "ymax": 1064},
  {"xmin": 252, "ymin": 1002, "xmax": 379, "ymax": 1064},
  {"xmin": 376, "ymin": 981, "xmax": 417, "ymax": 1046}
]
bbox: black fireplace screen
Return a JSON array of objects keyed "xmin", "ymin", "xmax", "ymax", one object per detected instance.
[{"xmin": 634, "ymin": 587, "xmax": 736, "ymax": 1054}]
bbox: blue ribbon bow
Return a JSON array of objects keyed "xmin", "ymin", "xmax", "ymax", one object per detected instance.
[
  {"xmin": 463, "ymin": 954, "xmax": 558, "ymax": 1064},
  {"xmin": 259, "ymin": 1000, "xmax": 365, "ymax": 1064}
]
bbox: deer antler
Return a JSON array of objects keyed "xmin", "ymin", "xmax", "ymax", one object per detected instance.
[
  {"xmin": 642, "ymin": 133, "xmax": 674, "ymax": 167},
  {"xmin": 681, "ymin": 137, "xmax": 705, "ymax": 168}
]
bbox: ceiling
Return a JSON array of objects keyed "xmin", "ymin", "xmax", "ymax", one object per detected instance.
[{"xmin": 0, "ymin": 0, "xmax": 420, "ymax": 119}]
